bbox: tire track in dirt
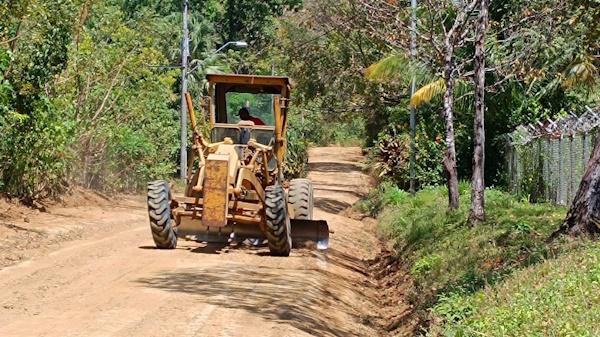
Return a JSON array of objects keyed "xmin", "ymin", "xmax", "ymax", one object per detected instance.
[{"xmin": 0, "ymin": 146, "xmax": 382, "ymax": 337}]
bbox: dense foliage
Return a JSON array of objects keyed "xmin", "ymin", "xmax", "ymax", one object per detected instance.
[
  {"xmin": 0, "ymin": 0, "xmax": 307, "ymax": 198},
  {"xmin": 0, "ymin": 0, "xmax": 77, "ymax": 199},
  {"xmin": 270, "ymin": 0, "xmax": 599, "ymax": 189}
]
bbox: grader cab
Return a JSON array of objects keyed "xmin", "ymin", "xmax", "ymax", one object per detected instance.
[{"xmin": 146, "ymin": 74, "xmax": 329, "ymax": 256}]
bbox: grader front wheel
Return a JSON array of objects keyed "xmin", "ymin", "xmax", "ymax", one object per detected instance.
[
  {"xmin": 265, "ymin": 185, "xmax": 292, "ymax": 256},
  {"xmin": 147, "ymin": 180, "xmax": 177, "ymax": 249}
]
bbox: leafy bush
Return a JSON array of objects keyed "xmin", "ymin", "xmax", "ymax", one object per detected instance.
[
  {"xmin": 0, "ymin": 97, "xmax": 72, "ymax": 199},
  {"xmin": 0, "ymin": 2, "xmax": 180, "ymax": 198},
  {"xmin": 55, "ymin": 2, "xmax": 179, "ymax": 192},
  {"xmin": 412, "ymin": 254, "xmax": 442, "ymax": 278},
  {"xmin": 373, "ymin": 129, "xmax": 410, "ymax": 183},
  {"xmin": 0, "ymin": 9, "xmax": 75, "ymax": 199},
  {"xmin": 371, "ymin": 123, "xmax": 445, "ymax": 190},
  {"xmin": 284, "ymin": 112, "xmax": 309, "ymax": 178}
]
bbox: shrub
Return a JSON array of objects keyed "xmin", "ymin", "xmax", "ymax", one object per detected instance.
[
  {"xmin": 371, "ymin": 123, "xmax": 445, "ymax": 190},
  {"xmin": 284, "ymin": 112, "xmax": 309, "ymax": 178},
  {"xmin": 0, "ymin": 97, "xmax": 72, "ymax": 199}
]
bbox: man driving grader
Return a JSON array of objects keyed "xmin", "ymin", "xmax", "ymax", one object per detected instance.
[
  {"xmin": 237, "ymin": 107, "xmax": 265, "ymax": 125},
  {"xmin": 146, "ymin": 74, "xmax": 329, "ymax": 256}
]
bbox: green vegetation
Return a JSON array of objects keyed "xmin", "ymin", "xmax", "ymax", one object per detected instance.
[
  {"xmin": 0, "ymin": 0, "xmax": 305, "ymax": 199},
  {"xmin": 283, "ymin": 112, "xmax": 309, "ymax": 178},
  {"xmin": 363, "ymin": 184, "xmax": 566, "ymax": 295},
  {"xmin": 431, "ymin": 241, "xmax": 600, "ymax": 336},
  {"xmin": 274, "ymin": 0, "xmax": 599, "ymax": 191},
  {"xmin": 357, "ymin": 184, "xmax": 600, "ymax": 334},
  {"xmin": 5, "ymin": 0, "xmax": 594, "ymax": 199}
]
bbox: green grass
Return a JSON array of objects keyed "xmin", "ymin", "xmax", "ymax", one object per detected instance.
[
  {"xmin": 360, "ymin": 183, "xmax": 594, "ymax": 335},
  {"xmin": 433, "ymin": 241, "xmax": 600, "ymax": 337},
  {"xmin": 368, "ymin": 183, "xmax": 567, "ymax": 297}
]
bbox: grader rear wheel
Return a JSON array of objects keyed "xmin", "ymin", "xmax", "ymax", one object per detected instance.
[
  {"xmin": 288, "ymin": 178, "xmax": 314, "ymax": 220},
  {"xmin": 265, "ymin": 185, "xmax": 292, "ymax": 256},
  {"xmin": 147, "ymin": 180, "xmax": 177, "ymax": 249}
]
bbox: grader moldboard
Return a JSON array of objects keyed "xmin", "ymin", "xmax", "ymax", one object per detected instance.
[{"xmin": 147, "ymin": 74, "xmax": 329, "ymax": 256}]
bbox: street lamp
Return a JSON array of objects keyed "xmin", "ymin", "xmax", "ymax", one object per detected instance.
[
  {"xmin": 188, "ymin": 41, "xmax": 247, "ymax": 74},
  {"xmin": 215, "ymin": 41, "xmax": 248, "ymax": 53}
]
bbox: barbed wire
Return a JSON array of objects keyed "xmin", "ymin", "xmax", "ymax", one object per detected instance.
[{"xmin": 507, "ymin": 106, "xmax": 600, "ymax": 146}]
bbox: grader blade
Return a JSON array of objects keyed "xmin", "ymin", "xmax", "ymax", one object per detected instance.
[{"xmin": 290, "ymin": 219, "xmax": 329, "ymax": 250}]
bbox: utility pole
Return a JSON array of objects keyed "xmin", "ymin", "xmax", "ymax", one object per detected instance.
[
  {"xmin": 409, "ymin": 0, "xmax": 417, "ymax": 195},
  {"xmin": 180, "ymin": 0, "xmax": 190, "ymax": 179}
]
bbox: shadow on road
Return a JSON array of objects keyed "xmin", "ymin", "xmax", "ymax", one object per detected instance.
[
  {"xmin": 134, "ymin": 252, "xmax": 371, "ymax": 337},
  {"xmin": 314, "ymin": 197, "xmax": 351, "ymax": 214},
  {"xmin": 309, "ymin": 161, "xmax": 363, "ymax": 173}
]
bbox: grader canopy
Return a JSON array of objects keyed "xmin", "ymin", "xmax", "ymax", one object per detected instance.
[{"xmin": 146, "ymin": 74, "xmax": 329, "ymax": 256}]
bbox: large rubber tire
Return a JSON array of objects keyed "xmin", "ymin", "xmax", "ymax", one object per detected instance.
[
  {"xmin": 147, "ymin": 180, "xmax": 177, "ymax": 249},
  {"xmin": 288, "ymin": 178, "xmax": 314, "ymax": 220},
  {"xmin": 265, "ymin": 185, "xmax": 292, "ymax": 256}
]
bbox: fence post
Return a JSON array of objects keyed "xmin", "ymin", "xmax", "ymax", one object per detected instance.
[
  {"xmin": 569, "ymin": 135, "xmax": 574, "ymax": 203},
  {"xmin": 511, "ymin": 144, "xmax": 517, "ymax": 193},
  {"xmin": 557, "ymin": 137, "xmax": 563, "ymax": 204},
  {"xmin": 544, "ymin": 138, "xmax": 550, "ymax": 201}
]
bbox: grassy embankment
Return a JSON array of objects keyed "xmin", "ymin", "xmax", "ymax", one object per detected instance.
[{"xmin": 360, "ymin": 183, "xmax": 600, "ymax": 336}]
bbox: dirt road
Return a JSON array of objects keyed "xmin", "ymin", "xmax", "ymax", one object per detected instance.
[{"xmin": 0, "ymin": 147, "xmax": 381, "ymax": 337}]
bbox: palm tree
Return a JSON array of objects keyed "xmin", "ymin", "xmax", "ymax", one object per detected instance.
[{"xmin": 365, "ymin": 53, "xmax": 472, "ymax": 209}]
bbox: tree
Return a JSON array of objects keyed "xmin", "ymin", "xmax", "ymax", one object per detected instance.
[
  {"xmin": 362, "ymin": 0, "xmax": 481, "ymax": 209},
  {"xmin": 0, "ymin": 0, "xmax": 77, "ymax": 199},
  {"xmin": 56, "ymin": 1, "xmax": 179, "ymax": 191},
  {"xmin": 224, "ymin": 0, "xmax": 301, "ymax": 46},
  {"xmin": 469, "ymin": 0, "xmax": 490, "ymax": 223}
]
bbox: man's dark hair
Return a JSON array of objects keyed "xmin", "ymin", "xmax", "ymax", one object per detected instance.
[{"xmin": 238, "ymin": 107, "xmax": 250, "ymax": 118}]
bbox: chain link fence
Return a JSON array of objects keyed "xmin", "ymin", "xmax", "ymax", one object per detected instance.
[{"xmin": 505, "ymin": 106, "xmax": 599, "ymax": 205}]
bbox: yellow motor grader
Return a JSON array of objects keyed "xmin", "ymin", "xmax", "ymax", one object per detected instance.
[{"xmin": 146, "ymin": 74, "xmax": 329, "ymax": 256}]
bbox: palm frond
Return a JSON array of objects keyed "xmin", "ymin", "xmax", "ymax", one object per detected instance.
[
  {"xmin": 365, "ymin": 54, "xmax": 412, "ymax": 83},
  {"xmin": 454, "ymin": 79, "xmax": 475, "ymax": 113},
  {"xmin": 410, "ymin": 78, "xmax": 446, "ymax": 108}
]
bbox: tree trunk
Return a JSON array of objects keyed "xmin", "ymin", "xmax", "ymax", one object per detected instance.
[
  {"xmin": 442, "ymin": 46, "xmax": 460, "ymax": 210},
  {"xmin": 552, "ymin": 136, "xmax": 600, "ymax": 238},
  {"xmin": 469, "ymin": 0, "xmax": 490, "ymax": 224}
]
